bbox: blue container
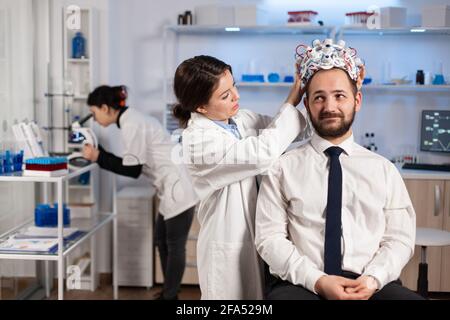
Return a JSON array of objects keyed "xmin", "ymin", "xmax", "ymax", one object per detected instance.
[
  {"xmin": 283, "ymin": 75, "xmax": 294, "ymax": 83},
  {"xmin": 3, "ymin": 150, "xmax": 12, "ymax": 173},
  {"xmin": 0, "ymin": 152, "xmax": 4, "ymax": 174},
  {"xmin": 72, "ymin": 32, "xmax": 86, "ymax": 59},
  {"xmin": 13, "ymin": 150, "xmax": 24, "ymax": 172},
  {"xmin": 78, "ymin": 172, "xmax": 90, "ymax": 185},
  {"xmin": 363, "ymin": 77, "xmax": 372, "ymax": 85},
  {"xmin": 35, "ymin": 203, "xmax": 70, "ymax": 227},
  {"xmin": 25, "ymin": 157, "xmax": 67, "ymax": 165},
  {"xmin": 241, "ymin": 74, "xmax": 265, "ymax": 83},
  {"xmin": 432, "ymin": 74, "xmax": 445, "ymax": 85},
  {"xmin": 268, "ymin": 73, "xmax": 280, "ymax": 83}
]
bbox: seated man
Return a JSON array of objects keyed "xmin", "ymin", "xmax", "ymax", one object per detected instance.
[{"xmin": 255, "ymin": 39, "xmax": 423, "ymax": 300}]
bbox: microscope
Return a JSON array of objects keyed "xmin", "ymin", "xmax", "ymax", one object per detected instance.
[{"xmin": 67, "ymin": 113, "xmax": 98, "ymax": 170}]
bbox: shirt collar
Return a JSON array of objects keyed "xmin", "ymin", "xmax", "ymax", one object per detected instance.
[
  {"xmin": 212, "ymin": 118, "xmax": 237, "ymax": 128},
  {"xmin": 212, "ymin": 118, "xmax": 241, "ymax": 139},
  {"xmin": 189, "ymin": 112, "xmax": 242, "ymax": 138},
  {"xmin": 116, "ymin": 107, "xmax": 129, "ymax": 128},
  {"xmin": 310, "ymin": 132, "xmax": 354, "ymax": 157}
]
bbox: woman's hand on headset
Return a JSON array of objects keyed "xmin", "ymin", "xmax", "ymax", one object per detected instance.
[
  {"xmin": 285, "ymin": 66, "xmax": 305, "ymax": 107},
  {"xmin": 82, "ymin": 144, "xmax": 100, "ymax": 162}
]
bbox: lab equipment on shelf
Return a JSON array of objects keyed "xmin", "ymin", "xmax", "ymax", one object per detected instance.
[
  {"xmin": 433, "ymin": 74, "xmax": 445, "ymax": 85},
  {"xmin": 35, "ymin": 203, "xmax": 71, "ymax": 227},
  {"xmin": 184, "ymin": 11, "xmax": 193, "ymax": 25},
  {"xmin": 67, "ymin": 113, "xmax": 98, "ymax": 170},
  {"xmin": 287, "ymin": 10, "xmax": 318, "ymax": 25},
  {"xmin": 267, "ymin": 73, "xmax": 280, "ymax": 83},
  {"xmin": 283, "ymin": 75, "xmax": 294, "ymax": 83},
  {"xmin": 345, "ymin": 11, "xmax": 374, "ymax": 26},
  {"xmin": 23, "ymin": 157, "xmax": 68, "ymax": 177},
  {"xmin": 241, "ymin": 74, "xmax": 265, "ymax": 82},
  {"xmin": 1, "ymin": 150, "xmax": 24, "ymax": 174},
  {"xmin": 177, "ymin": 14, "xmax": 184, "ymax": 25},
  {"xmin": 416, "ymin": 70, "xmax": 425, "ymax": 85},
  {"xmin": 432, "ymin": 63, "xmax": 445, "ymax": 85},
  {"xmin": 12, "ymin": 121, "xmax": 48, "ymax": 159},
  {"xmin": 72, "ymin": 32, "xmax": 86, "ymax": 59},
  {"xmin": 176, "ymin": 10, "xmax": 193, "ymax": 25}
]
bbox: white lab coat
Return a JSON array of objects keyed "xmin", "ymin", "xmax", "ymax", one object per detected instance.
[
  {"xmin": 120, "ymin": 108, "xmax": 198, "ymax": 219},
  {"xmin": 182, "ymin": 103, "xmax": 309, "ymax": 299}
]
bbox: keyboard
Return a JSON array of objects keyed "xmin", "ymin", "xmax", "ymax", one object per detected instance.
[{"xmin": 402, "ymin": 163, "xmax": 450, "ymax": 172}]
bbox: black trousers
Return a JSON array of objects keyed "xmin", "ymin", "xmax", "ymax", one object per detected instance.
[
  {"xmin": 266, "ymin": 271, "xmax": 425, "ymax": 300},
  {"xmin": 155, "ymin": 206, "xmax": 194, "ymax": 299}
]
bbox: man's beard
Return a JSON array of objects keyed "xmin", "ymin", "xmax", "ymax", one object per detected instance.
[{"xmin": 309, "ymin": 106, "xmax": 356, "ymax": 138}]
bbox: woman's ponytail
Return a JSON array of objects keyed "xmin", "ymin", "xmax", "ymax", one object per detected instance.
[{"xmin": 173, "ymin": 104, "xmax": 191, "ymax": 128}]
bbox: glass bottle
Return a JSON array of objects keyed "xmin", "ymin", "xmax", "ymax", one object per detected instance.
[{"xmin": 416, "ymin": 70, "xmax": 424, "ymax": 85}]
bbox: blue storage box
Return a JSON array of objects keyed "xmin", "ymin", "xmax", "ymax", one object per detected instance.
[
  {"xmin": 241, "ymin": 74, "xmax": 265, "ymax": 82},
  {"xmin": 35, "ymin": 203, "xmax": 70, "ymax": 227}
]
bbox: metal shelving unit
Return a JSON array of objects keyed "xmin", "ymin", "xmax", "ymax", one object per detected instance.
[
  {"xmin": 235, "ymin": 82, "xmax": 450, "ymax": 92},
  {"xmin": 337, "ymin": 26, "xmax": 450, "ymax": 93},
  {"xmin": 62, "ymin": 6, "xmax": 102, "ymax": 292},
  {"xmin": 166, "ymin": 24, "xmax": 336, "ymax": 36},
  {"xmin": 0, "ymin": 164, "xmax": 118, "ymax": 300},
  {"xmin": 338, "ymin": 26, "xmax": 450, "ymax": 39},
  {"xmin": 361, "ymin": 84, "xmax": 450, "ymax": 92}
]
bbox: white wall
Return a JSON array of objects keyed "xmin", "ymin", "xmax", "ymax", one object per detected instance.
[{"xmin": 0, "ymin": 0, "xmax": 36, "ymax": 278}]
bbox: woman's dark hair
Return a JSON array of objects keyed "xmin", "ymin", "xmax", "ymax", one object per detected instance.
[
  {"xmin": 173, "ymin": 55, "xmax": 232, "ymax": 128},
  {"xmin": 87, "ymin": 85, "xmax": 128, "ymax": 110}
]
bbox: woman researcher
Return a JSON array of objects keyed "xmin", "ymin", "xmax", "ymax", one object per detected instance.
[{"xmin": 82, "ymin": 85, "xmax": 198, "ymax": 300}]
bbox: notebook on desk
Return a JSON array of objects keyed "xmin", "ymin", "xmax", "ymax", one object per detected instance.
[{"xmin": 402, "ymin": 163, "xmax": 450, "ymax": 172}]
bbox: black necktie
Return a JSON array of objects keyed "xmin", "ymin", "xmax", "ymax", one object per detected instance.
[{"xmin": 324, "ymin": 146, "xmax": 344, "ymax": 275}]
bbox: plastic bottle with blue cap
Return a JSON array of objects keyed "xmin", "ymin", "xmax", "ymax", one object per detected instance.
[{"xmin": 72, "ymin": 32, "xmax": 86, "ymax": 59}]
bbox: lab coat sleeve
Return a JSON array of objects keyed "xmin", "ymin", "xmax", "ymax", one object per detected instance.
[
  {"xmin": 255, "ymin": 163, "xmax": 326, "ymax": 294},
  {"xmin": 362, "ymin": 162, "xmax": 416, "ymax": 289},
  {"xmin": 238, "ymin": 109, "xmax": 273, "ymax": 130},
  {"xmin": 183, "ymin": 103, "xmax": 307, "ymax": 192},
  {"xmin": 121, "ymin": 121, "xmax": 147, "ymax": 166},
  {"xmin": 240, "ymin": 108, "xmax": 312, "ymax": 142}
]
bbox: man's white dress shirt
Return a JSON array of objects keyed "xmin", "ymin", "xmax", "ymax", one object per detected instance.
[{"xmin": 255, "ymin": 133, "xmax": 416, "ymax": 293}]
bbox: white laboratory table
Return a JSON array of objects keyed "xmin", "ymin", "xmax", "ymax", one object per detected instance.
[
  {"xmin": 399, "ymin": 169, "xmax": 450, "ymax": 180},
  {"xmin": 0, "ymin": 164, "xmax": 118, "ymax": 300}
]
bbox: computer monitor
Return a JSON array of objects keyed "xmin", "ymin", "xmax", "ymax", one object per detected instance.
[{"xmin": 420, "ymin": 110, "xmax": 450, "ymax": 153}]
